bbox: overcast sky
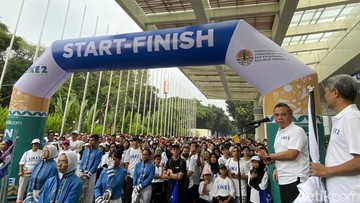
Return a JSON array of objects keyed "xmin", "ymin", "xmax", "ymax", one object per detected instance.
[{"xmin": 0, "ymin": 0, "xmax": 228, "ymax": 112}]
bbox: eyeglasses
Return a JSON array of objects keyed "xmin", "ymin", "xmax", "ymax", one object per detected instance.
[
  {"xmin": 58, "ymin": 160, "xmax": 68, "ymax": 164},
  {"xmin": 273, "ymin": 113, "xmax": 290, "ymax": 118}
]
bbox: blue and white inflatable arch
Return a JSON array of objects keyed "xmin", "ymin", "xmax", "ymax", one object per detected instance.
[{"xmin": 3, "ymin": 20, "xmax": 314, "ymax": 197}]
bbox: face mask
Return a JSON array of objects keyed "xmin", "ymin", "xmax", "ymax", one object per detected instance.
[{"xmin": 182, "ymin": 153, "xmax": 189, "ymax": 158}]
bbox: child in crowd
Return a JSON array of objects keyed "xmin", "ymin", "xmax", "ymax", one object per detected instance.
[
  {"xmin": 212, "ymin": 164, "xmax": 235, "ymax": 203},
  {"xmin": 248, "ymin": 156, "xmax": 268, "ymax": 203},
  {"xmin": 198, "ymin": 169, "xmax": 213, "ymax": 203},
  {"xmin": 151, "ymin": 154, "xmax": 165, "ymax": 203}
]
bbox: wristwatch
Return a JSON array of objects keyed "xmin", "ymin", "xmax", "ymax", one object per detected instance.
[{"xmin": 266, "ymin": 154, "xmax": 272, "ymax": 162}]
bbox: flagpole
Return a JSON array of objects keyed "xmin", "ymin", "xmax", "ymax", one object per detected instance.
[
  {"xmin": 78, "ymin": 16, "xmax": 99, "ymax": 132},
  {"xmin": 135, "ymin": 70, "xmax": 144, "ymax": 134},
  {"xmin": 141, "ymin": 70, "xmax": 149, "ymax": 135},
  {"xmin": 60, "ymin": 1, "xmax": 81, "ymax": 137},
  {"xmin": 160, "ymin": 72, "xmax": 165, "ymax": 136},
  {"xmin": 33, "ymin": 0, "xmax": 51, "ymax": 62},
  {"xmin": 129, "ymin": 70, "xmax": 138, "ymax": 134},
  {"xmin": 156, "ymin": 69, "xmax": 163, "ymax": 136},
  {"xmin": 112, "ymin": 71, "xmax": 123, "ymax": 134},
  {"xmin": 92, "ymin": 22, "xmax": 108, "ymax": 135},
  {"xmin": 146, "ymin": 69, "xmax": 154, "ymax": 135},
  {"xmin": 102, "ymin": 69, "xmax": 113, "ymax": 136},
  {"xmin": 151, "ymin": 69, "xmax": 159, "ymax": 135},
  {"xmin": 121, "ymin": 71, "xmax": 131, "ymax": 133},
  {"xmin": 0, "ymin": 0, "xmax": 25, "ymax": 94}
]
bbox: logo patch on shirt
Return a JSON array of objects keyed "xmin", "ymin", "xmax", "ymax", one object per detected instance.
[{"xmin": 332, "ymin": 128, "xmax": 340, "ymax": 135}]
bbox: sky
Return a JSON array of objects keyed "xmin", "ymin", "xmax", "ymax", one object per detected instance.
[{"xmin": 0, "ymin": 0, "xmax": 228, "ymax": 112}]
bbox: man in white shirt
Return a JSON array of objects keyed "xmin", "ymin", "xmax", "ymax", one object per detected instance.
[
  {"xmin": 310, "ymin": 74, "xmax": 360, "ymax": 203},
  {"xmin": 255, "ymin": 103, "xmax": 309, "ymax": 203},
  {"xmin": 17, "ymin": 139, "xmax": 42, "ymax": 203},
  {"xmin": 124, "ymin": 136, "xmax": 142, "ymax": 203}
]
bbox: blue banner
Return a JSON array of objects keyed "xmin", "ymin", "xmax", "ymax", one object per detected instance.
[{"xmin": 52, "ymin": 20, "xmax": 239, "ymax": 72}]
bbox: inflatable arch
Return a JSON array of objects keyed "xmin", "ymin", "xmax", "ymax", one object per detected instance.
[{"xmin": 3, "ymin": 20, "xmax": 315, "ymax": 198}]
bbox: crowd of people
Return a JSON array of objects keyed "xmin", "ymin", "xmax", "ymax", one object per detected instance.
[
  {"xmin": 13, "ymin": 128, "xmax": 271, "ymax": 203},
  {"xmin": 0, "ymin": 74, "xmax": 359, "ymax": 203}
]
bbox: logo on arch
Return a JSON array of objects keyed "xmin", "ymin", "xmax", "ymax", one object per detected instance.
[{"xmin": 236, "ymin": 49, "xmax": 253, "ymax": 66}]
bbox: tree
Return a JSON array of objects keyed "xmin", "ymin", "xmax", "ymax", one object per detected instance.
[{"xmin": 225, "ymin": 100, "xmax": 254, "ymax": 132}]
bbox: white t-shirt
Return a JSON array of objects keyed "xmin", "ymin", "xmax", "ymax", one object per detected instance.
[
  {"xmin": 211, "ymin": 176, "xmax": 236, "ymax": 198},
  {"xmin": 19, "ymin": 149, "xmax": 42, "ymax": 173},
  {"xmin": 190, "ymin": 154, "xmax": 202, "ymax": 185},
  {"xmin": 225, "ymin": 158, "xmax": 247, "ymax": 197},
  {"xmin": 152, "ymin": 165, "xmax": 164, "ymax": 183},
  {"xmin": 124, "ymin": 147, "xmax": 142, "ymax": 178},
  {"xmin": 274, "ymin": 122, "xmax": 309, "ymax": 184},
  {"xmin": 218, "ymin": 155, "xmax": 229, "ymax": 165},
  {"xmin": 325, "ymin": 104, "xmax": 360, "ymax": 203},
  {"xmin": 247, "ymin": 170, "xmax": 268, "ymax": 203},
  {"xmin": 199, "ymin": 180, "xmax": 213, "ymax": 201}
]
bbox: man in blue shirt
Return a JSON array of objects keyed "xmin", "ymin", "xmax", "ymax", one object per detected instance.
[
  {"xmin": 95, "ymin": 149, "xmax": 127, "ymax": 203},
  {"xmin": 79, "ymin": 134, "xmax": 102, "ymax": 203}
]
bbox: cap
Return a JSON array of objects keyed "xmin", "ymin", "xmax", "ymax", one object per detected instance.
[
  {"xmin": 84, "ymin": 143, "xmax": 90, "ymax": 147},
  {"xmin": 251, "ymin": 156, "xmax": 261, "ymax": 162},
  {"xmin": 219, "ymin": 164, "xmax": 227, "ymax": 169},
  {"xmin": 71, "ymin": 130, "xmax": 79, "ymax": 135},
  {"xmin": 131, "ymin": 136, "xmax": 141, "ymax": 142},
  {"xmin": 63, "ymin": 140, "xmax": 70, "ymax": 145},
  {"xmin": 99, "ymin": 143, "xmax": 107, "ymax": 148},
  {"xmin": 202, "ymin": 169, "xmax": 211, "ymax": 175},
  {"xmin": 31, "ymin": 138, "xmax": 41, "ymax": 144}
]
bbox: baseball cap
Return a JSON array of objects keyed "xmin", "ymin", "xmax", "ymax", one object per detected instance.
[
  {"xmin": 251, "ymin": 156, "xmax": 261, "ymax": 162},
  {"xmin": 63, "ymin": 140, "xmax": 70, "ymax": 145},
  {"xmin": 202, "ymin": 169, "xmax": 211, "ymax": 176},
  {"xmin": 131, "ymin": 136, "xmax": 141, "ymax": 142},
  {"xmin": 71, "ymin": 130, "xmax": 79, "ymax": 135},
  {"xmin": 31, "ymin": 138, "xmax": 41, "ymax": 144},
  {"xmin": 219, "ymin": 164, "xmax": 227, "ymax": 169}
]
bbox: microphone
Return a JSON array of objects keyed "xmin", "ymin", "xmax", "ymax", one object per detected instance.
[{"xmin": 246, "ymin": 117, "xmax": 270, "ymax": 126}]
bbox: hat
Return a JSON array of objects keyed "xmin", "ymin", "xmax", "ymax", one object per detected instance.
[
  {"xmin": 31, "ymin": 138, "xmax": 41, "ymax": 144},
  {"xmin": 219, "ymin": 164, "xmax": 227, "ymax": 169},
  {"xmin": 63, "ymin": 140, "xmax": 70, "ymax": 145},
  {"xmin": 131, "ymin": 136, "xmax": 141, "ymax": 142},
  {"xmin": 71, "ymin": 130, "xmax": 79, "ymax": 135},
  {"xmin": 99, "ymin": 143, "xmax": 107, "ymax": 148},
  {"xmin": 251, "ymin": 156, "xmax": 261, "ymax": 162},
  {"xmin": 84, "ymin": 143, "xmax": 90, "ymax": 147},
  {"xmin": 202, "ymin": 169, "xmax": 211, "ymax": 176}
]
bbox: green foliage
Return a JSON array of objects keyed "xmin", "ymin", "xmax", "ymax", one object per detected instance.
[
  {"xmin": 0, "ymin": 106, "xmax": 8, "ymax": 130},
  {"xmin": 196, "ymin": 101, "xmax": 237, "ymax": 136},
  {"xmin": 225, "ymin": 100, "xmax": 254, "ymax": 132},
  {"xmin": 46, "ymin": 113, "xmax": 62, "ymax": 133}
]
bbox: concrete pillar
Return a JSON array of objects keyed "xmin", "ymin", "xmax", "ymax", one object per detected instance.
[{"xmin": 253, "ymin": 98, "xmax": 266, "ymax": 141}]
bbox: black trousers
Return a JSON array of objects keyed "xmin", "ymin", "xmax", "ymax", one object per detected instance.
[
  {"xmin": 279, "ymin": 178, "xmax": 300, "ymax": 203},
  {"xmin": 125, "ymin": 176, "xmax": 133, "ymax": 203}
]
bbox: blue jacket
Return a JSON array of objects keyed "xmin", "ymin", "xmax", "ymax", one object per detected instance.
[
  {"xmin": 37, "ymin": 171, "xmax": 82, "ymax": 203},
  {"xmin": 79, "ymin": 148, "xmax": 102, "ymax": 174},
  {"xmin": 0, "ymin": 155, "xmax": 11, "ymax": 179},
  {"xmin": 94, "ymin": 165, "xmax": 127, "ymax": 200},
  {"xmin": 24, "ymin": 159, "xmax": 57, "ymax": 202},
  {"xmin": 133, "ymin": 161, "xmax": 155, "ymax": 189}
]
